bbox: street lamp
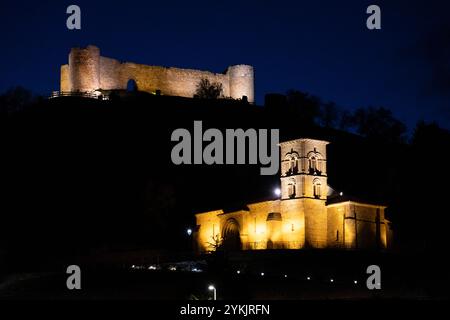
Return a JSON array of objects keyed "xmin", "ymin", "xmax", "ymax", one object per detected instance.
[
  {"xmin": 208, "ymin": 285, "xmax": 217, "ymax": 300},
  {"xmin": 274, "ymin": 188, "xmax": 281, "ymax": 196},
  {"xmin": 186, "ymin": 228, "xmax": 192, "ymax": 236}
]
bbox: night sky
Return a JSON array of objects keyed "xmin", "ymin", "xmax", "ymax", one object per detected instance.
[{"xmin": 1, "ymin": 0, "xmax": 450, "ymax": 130}]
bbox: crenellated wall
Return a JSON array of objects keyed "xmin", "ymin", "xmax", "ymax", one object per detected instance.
[{"xmin": 60, "ymin": 45, "xmax": 254, "ymax": 103}]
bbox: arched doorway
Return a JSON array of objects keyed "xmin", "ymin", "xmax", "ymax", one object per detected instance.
[{"xmin": 222, "ymin": 219, "xmax": 242, "ymax": 251}]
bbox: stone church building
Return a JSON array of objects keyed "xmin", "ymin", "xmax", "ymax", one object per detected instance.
[{"xmin": 195, "ymin": 138, "xmax": 393, "ymax": 252}]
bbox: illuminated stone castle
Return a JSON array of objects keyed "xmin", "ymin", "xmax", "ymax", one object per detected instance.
[
  {"xmin": 195, "ymin": 138, "xmax": 393, "ymax": 252},
  {"xmin": 59, "ymin": 45, "xmax": 254, "ymax": 103}
]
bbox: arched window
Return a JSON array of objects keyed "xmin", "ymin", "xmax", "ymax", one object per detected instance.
[
  {"xmin": 284, "ymin": 151, "xmax": 299, "ymax": 175},
  {"xmin": 309, "ymin": 157, "xmax": 317, "ymax": 172},
  {"xmin": 313, "ymin": 179, "xmax": 321, "ymax": 198},
  {"xmin": 308, "ymin": 151, "xmax": 323, "ymax": 175},
  {"xmin": 288, "ymin": 178, "xmax": 296, "ymax": 198},
  {"xmin": 290, "ymin": 157, "xmax": 299, "ymax": 174}
]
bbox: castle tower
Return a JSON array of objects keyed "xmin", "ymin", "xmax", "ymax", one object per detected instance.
[
  {"xmin": 68, "ymin": 45, "xmax": 101, "ymax": 92},
  {"xmin": 279, "ymin": 138, "xmax": 329, "ymax": 248},
  {"xmin": 227, "ymin": 65, "xmax": 254, "ymax": 103}
]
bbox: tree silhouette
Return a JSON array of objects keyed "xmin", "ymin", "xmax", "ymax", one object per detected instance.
[
  {"xmin": 195, "ymin": 79, "xmax": 223, "ymax": 99},
  {"xmin": 286, "ymin": 90, "xmax": 321, "ymax": 125},
  {"xmin": 206, "ymin": 234, "xmax": 224, "ymax": 251},
  {"xmin": 319, "ymin": 101, "xmax": 339, "ymax": 128},
  {"xmin": 0, "ymin": 86, "xmax": 35, "ymax": 113},
  {"xmin": 343, "ymin": 106, "xmax": 406, "ymax": 143}
]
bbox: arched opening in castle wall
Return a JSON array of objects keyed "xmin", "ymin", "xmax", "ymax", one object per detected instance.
[{"xmin": 126, "ymin": 79, "xmax": 138, "ymax": 92}]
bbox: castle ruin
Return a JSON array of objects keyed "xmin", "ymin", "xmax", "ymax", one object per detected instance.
[{"xmin": 60, "ymin": 45, "xmax": 254, "ymax": 102}]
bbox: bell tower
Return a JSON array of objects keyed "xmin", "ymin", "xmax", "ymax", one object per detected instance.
[
  {"xmin": 279, "ymin": 138, "xmax": 329, "ymax": 248},
  {"xmin": 280, "ymin": 138, "xmax": 329, "ymax": 200}
]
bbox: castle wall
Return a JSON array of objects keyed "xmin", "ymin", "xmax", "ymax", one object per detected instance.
[
  {"xmin": 61, "ymin": 45, "xmax": 254, "ymax": 102},
  {"xmin": 69, "ymin": 45, "xmax": 100, "ymax": 92},
  {"xmin": 119, "ymin": 62, "xmax": 231, "ymax": 98},
  {"xmin": 99, "ymin": 56, "xmax": 122, "ymax": 90},
  {"xmin": 228, "ymin": 65, "xmax": 254, "ymax": 103},
  {"xmin": 60, "ymin": 65, "xmax": 70, "ymax": 92}
]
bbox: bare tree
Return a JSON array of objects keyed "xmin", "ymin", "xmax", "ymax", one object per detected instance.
[
  {"xmin": 206, "ymin": 234, "xmax": 223, "ymax": 251},
  {"xmin": 195, "ymin": 79, "xmax": 223, "ymax": 99}
]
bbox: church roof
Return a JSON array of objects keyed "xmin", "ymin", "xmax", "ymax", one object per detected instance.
[{"xmin": 326, "ymin": 192, "xmax": 387, "ymax": 207}]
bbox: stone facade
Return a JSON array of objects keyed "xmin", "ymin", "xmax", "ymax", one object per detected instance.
[
  {"xmin": 194, "ymin": 138, "xmax": 393, "ymax": 252},
  {"xmin": 60, "ymin": 45, "xmax": 254, "ymax": 103}
]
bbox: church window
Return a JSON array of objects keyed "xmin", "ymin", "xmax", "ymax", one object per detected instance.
[
  {"xmin": 285, "ymin": 152, "xmax": 299, "ymax": 175},
  {"xmin": 288, "ymin": 179, "xmax": 296, "ymax": 198},
  {"xmin": 313, "ymin": 180, "xmax": 321, "ymax": 198},
  {"xmin": 289, "ymin": 158, "xmax": 295, "ymax": 172},
  {"xmin": 309, "ymin": 157, "xmax": 317, "ymax": 172}
]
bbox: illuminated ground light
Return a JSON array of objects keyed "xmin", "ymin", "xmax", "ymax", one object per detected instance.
[
  {"xmin": 236, "ymin": 270, "xmax": 241, "ymax": 274},
  {"xmin": 274, "ymin": 188, "xmax": 281, "ymax": 196},
  {"xmin": 354, "ymin": 280, "xmax": 358, "ymax": 284},
  {"xmin": 284, "ymin": 274, "xmax": 288, "ymax": 278},
  {"xmin": 186, "ymin": 228, "xmax": 192, "ymax": 236},
  {"xmin": 307, "ymin": 276, "xmax": 311, "ymax": 280},
  {"xmin": 330, "ymin": 278, "xmax": 334, "ymax": 283},
  {"xmin": 260, "ymin": 272, "xmax": 265, "ymax": 276}
]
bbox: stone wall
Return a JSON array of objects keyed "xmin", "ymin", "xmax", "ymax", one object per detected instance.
[
  {"xmin": 326, "ymin": 205, "xmax": 345, "ymax": 248},
  {"xmin": 60, "ymin": 45, "xmax": 254, "ymax": 103},
  {"xmin": 303, "ymin": 198, "xmax": 328, "ymax": 248},
  {"xmin": 195, "ymin": 210, "xmax": 222, "ymax": 253},
  {"xmin": 329, "ymin": 202, "xmax": 388, "ymax": 250}
]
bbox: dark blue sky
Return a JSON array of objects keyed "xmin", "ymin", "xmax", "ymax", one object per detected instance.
[{"xmin": 1, "ymin": 0, "xmax": 450, "ymax": 130}]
